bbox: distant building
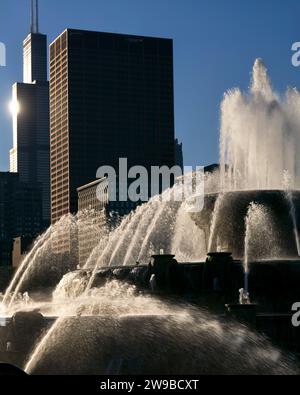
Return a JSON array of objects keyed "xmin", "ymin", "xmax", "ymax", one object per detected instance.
[
  {"xmin": 77, "ymin": 179, "xmax": 108, "ymax": 267},
  {"xmin": 12, "ymin": 237, "xmax": 33, "ymax": 268},
  {"xmin": 23, "ymin": 29, "xmax": 47, "ymax": 84},
  {"xmin": 204, "ymin": 164, "xmax": 220, "ymax": 174},
  {"xmin": 50, "ymin": 29, "xmax": 175, "ymax": 225},
  {"xmin": 0, "ymin": 172, "xmax": 43, "ymax": 266},
  {"xmin": 10, "ymin": 1, "xmax": 50, "ymax": 226},
  {"xmin": 78, "ymin": 178, "xmax": 108, "ymax": 214}
]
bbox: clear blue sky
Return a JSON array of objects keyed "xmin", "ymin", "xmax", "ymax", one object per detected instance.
[{"xmin": 0, "ymin": 0, "xmax": 300, "ymax": 170}]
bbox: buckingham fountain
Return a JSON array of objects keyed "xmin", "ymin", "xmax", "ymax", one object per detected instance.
[{"xmin": 1, "ymin": 59, "xmax": 300, "ymax": 375}]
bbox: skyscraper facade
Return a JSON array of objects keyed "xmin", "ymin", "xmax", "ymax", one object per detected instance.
[
  {"xmin": 0, "ymin": 172, "xmax": 43, "ymax": 267},
  {"xmin": 50, "ymin": 29, "xmax": 175, "ymax": 224},
  {"xmin": 23, "ymin": 32, "xmax": 47, "ymax": 83},
  {"xmin": 10, "ymin": 2, "xmax": 50, "ymax": 226}
]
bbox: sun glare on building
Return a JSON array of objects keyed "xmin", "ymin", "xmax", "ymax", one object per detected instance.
[{"xmin": 9, "ymin": 99, "xmax": 20, "ymax": 116}]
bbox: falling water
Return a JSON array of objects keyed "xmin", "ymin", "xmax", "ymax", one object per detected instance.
[
  {"xmin": 136, "ymin": 195, "xmax": 178, "ymax": 263},
  {"xmin": 77, "ymin": 209, "xmax": 110, "ymax": 268},
  {"xmin": 283, "ymin": 171, "xmax": 300, "ymax": 256},
  {"xmin": 171, "ymin": 201, "xmax": 206, "ymax": 262},
  {"xmin": 83, "ymin": 203, "xmax": 156, "ymax": 292},
  {"xmin": 286, "ymin": 192, "xmax": 300, "ymax": 256},
  {"xmin": 4, "ymin": 214, "xmax": 78, "ymax": 311},
  {"xmin": 207, "ymin": 193, "xmax": 224, "ymax": 253},
  {"xmin": 243, "ymin": 202, "xmax": 281, "ymax": 293},
  {"xmin": 83, "ymin": 181, "xmax": 195, "ymax": 293},
  {"xmin": 220, "ymin": 59, "xmax": 300, "ymax": 191},
  {"xmin": 244, "ymin": 208, "xmax": 251, "ymax": 294},
  {"xmin": 123, "ymin": 195, "xmax": 175, "ymax": 266},
  {"xmin": 3, "ymin": 227, "xmax": 53, "ymax": 306}
]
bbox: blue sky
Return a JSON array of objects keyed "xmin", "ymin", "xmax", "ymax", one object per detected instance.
[{"xmin": 0, "ymin": 0, "xmax": 300, "ymax": 170}]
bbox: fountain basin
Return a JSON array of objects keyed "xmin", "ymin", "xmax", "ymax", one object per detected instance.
[
  {"xmin": 64, "ymin": 255, "xmax": 300, "ymax": 315},
  {"xmin": 23, "ymin": 314, "xmax": 298, "ymax": 376},
  {"xmin": 226, "ymin": 303, "xmax": 257, "ymax": 326},
  {"xmin": 192, "ymin": 190, "xmax": 300, "ymax": 259}
]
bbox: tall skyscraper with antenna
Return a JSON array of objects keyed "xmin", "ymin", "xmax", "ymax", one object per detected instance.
[
  {"xmin": 30, "ymin": 0, "xmax": 39, "ymax": 33},
  {"xmin": 10, "ymin": 0, "xmax": 50, "ymax": 226},
  {"xmin": 23, "ymin": 0, "xmax": 47, "ymax": 83}
]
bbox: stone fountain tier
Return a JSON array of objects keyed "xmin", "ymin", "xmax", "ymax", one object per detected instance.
[
  {"xmin": 86, "ymin": 255, "xmax": 300, "ymax": 314},
  {"xmin": 191, "ymin": 190, "xmax": 300, "ymax": 259},
  {"xmin": 0, "ymin": 311, "xmax": 56, "ymax": 369},
  {"xmin": 2, "ymin": 255, "xmax": 300, "ymax": 371}
]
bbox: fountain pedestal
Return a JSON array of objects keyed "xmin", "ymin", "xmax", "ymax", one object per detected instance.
[
  {"xmin": 149, "ymin": 255, "xmax": 177, "ymax": 293},
  {"xmin": 203, "ymin": 252, "xmax": 234, "ymax": 292},
  {"xmin": 225, "ymin": 303, "xmax": 257, "ymax": 327}
]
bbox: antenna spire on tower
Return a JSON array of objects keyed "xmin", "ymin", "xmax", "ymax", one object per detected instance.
[{"xmin": 30, "ymin": 0, "xmax": 39, "ymax": 33}]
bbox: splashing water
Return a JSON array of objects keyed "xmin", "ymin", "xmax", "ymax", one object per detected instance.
[
  {"xmin": 243, "ymin": 202, "xmax": 281, "ymax": 292},
  {"xmin": 208, "ymin": 193, "xmax": 224, "ymax": 252},
  {"xmin": 84, "ymin": 182, "xmax": 199, "ymax": 293},
  {"xmin": 220, "ymin": 58, "xmax": 300, "ymax": 191},
  {"xmin": 24, "ymin": 280, "xmax": 298, "ymax": 375},
  {"xmin": 283, "ymin": 170, "xmax": 300, "ymax": 256},
  {"xmin": 3, "ymin": 227, "xmax": 53, "ymax": 306},
  {"xmin": 171, "ymin": 201, "xmax": 206, "ymax": 262},
  {"xmin": 3, "ymin": 214, "xmax": 78, "ymax": 312},
  {"xmin": 287, "ymin": 192, "xmax": 300, "ymax": 256}
]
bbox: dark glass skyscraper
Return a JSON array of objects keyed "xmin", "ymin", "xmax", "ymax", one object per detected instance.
[
  {"xmin": 23, "ymin": 32, "xmax": 47, "ymax": 84},
  {"xmin": 0, "ymin": 172, "xmax": 43, "ymax": 267},
  {"xmin": 50, "ymin": 29, "xmax": 175, "ymax": 224},
  {"xmin": 10, "ymin": 1, "xmax": 50, "ymax": 225}
]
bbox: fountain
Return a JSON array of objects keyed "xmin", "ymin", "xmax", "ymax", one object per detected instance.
[{"xmin": 1, "ymin": 58, "xmax": 300, "ymax": 375}]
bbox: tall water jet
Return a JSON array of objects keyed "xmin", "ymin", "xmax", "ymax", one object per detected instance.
[
  {"xmin": 243, "ymin": 205, "xmax": 252, "ymax": 295},
  {"xmin": 220, "ymin": 58, "xmax": 300, "ymax": 191}
]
